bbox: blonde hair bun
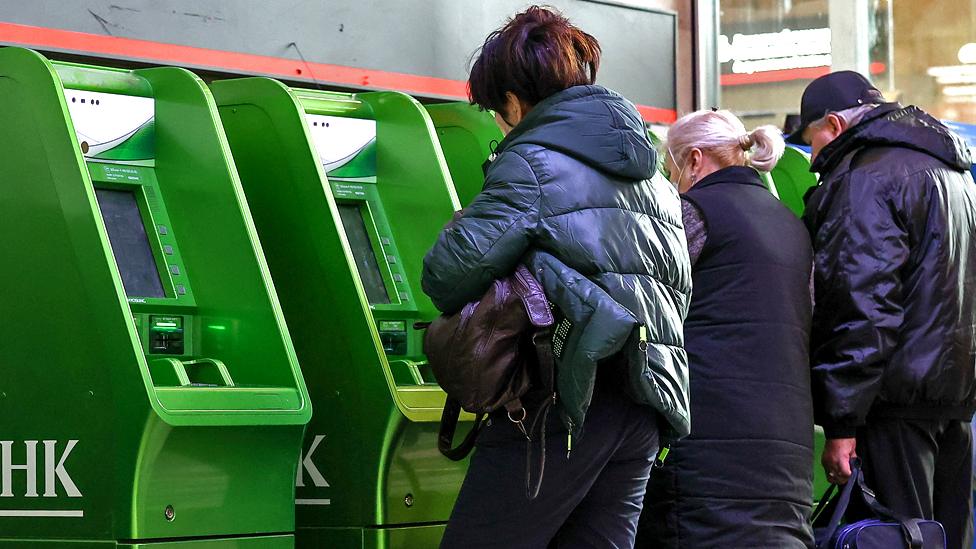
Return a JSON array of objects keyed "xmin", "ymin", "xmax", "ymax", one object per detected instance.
[{"xmin": 664, "ymin": 110, "xmax": 785, "ymax": 174}]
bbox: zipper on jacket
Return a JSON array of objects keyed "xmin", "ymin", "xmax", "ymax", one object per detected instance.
[
  {"xmin": 654, "ymin": 446, "xmax": 670, "ymax": 468},
  {"xmin": 566, "ymin": 418, "xmax": 574, "ymax": 459}
]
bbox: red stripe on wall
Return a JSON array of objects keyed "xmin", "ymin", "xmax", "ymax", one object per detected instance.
[
  {"xmin": 721, "ymin": 62, "xmax": 888, "ymax": 87},
  {"xmin": 0, "ymin": 21, "xmax": 678, "ymax": 123},
  {"xmin": 637, "ymin": 104, "xmax": 677, "ymax": 123}
]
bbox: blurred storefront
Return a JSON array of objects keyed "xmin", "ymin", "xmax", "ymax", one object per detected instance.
[{"xmin": 719, "ymin": 0, "xmax": 976, "ymax": 130}]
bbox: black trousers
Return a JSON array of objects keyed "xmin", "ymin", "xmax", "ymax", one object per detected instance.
[
  {"xmin": 856, "ymin": 417, "xmax": 974, "ymax": 549},
  {"xmin": 439, "ymin": 382, "xmax": 660, "ymax": 549}
]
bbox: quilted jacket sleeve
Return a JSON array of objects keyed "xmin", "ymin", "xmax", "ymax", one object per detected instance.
[
  {"xmin": 806, "ymin": 169, "xmax": 908, "ymax": 439},
  {"xmin": 421, "ymin": 150, "xmax": 542, "ymax": 313}
]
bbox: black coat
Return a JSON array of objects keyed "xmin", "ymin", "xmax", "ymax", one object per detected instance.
[
  {"xmin": 421, "ymin": 85, "xmax": 693, "ymax": 440},
  {"xmin": 640, "ymin": 166, "xmax": 815, "ymax": 548},
  {"xmin": 803, "ymin": 104, "xmax": 976, "ymax": 439}
]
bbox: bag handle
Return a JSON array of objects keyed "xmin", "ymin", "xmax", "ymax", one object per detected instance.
[
  {"xmin": 816, "ymin": 457, "xmax": 925, "ymax": 549},
  {"xmin": 811, "ymin": 482, "xmax": 839, "ymax": 525},
  {"xmin": 854, "ymin": 466, "xmax": 924, "ymax": 549},
  {"xmin": 513, "ymin": 265, "xmax": 554, "ymax": 327},
  {"xmin": 816, "ymin": 458, "xmax": 861, "ymax": 549},
  {"xmin": 438, "ymin": 398, "xmax": 485, "ymax": 461}
]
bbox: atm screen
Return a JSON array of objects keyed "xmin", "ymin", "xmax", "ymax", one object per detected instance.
[
  {"xmin": 337, "ymin": 204, "xmax": 391, "ymax": 305},
  {"xmin": 95, "ymin": 188, "xmax": 166, "ymax": 298}
]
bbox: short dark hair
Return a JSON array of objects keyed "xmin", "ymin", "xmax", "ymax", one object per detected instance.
[{"xmin": 468, "ymin": 6, "xmax": 601, "ymax": 113}]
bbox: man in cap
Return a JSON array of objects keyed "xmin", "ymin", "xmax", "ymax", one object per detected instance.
[{"xmin": 790, "ymin": 70, "xmax": 976, "ymax": 548}]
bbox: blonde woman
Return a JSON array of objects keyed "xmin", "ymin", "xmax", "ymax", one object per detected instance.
[{"xmin": 636, "ymin": 110, "xmax": 815, "ymax": 548}]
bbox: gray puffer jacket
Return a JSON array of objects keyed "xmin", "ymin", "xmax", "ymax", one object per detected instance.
[{"xmin": 421, "ymin": 85, "xmax": 692, "ymax": 441}]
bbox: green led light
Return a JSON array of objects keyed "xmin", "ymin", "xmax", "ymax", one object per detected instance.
[
  {"xmin": 207, "ymin": 325, "xmax": 227, "ymax": 331},
  {"xmin": 155, "ymin": 321, "xmax": 178, "ymax": 328}
]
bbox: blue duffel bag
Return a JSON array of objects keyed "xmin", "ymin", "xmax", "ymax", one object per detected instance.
[{"xmin": 813, "ymin": 458, "xmax": 946, "ymax": 549}]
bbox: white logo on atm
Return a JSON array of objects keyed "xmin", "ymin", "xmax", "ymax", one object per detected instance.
[
  {"xmin": 0, "ymin": 440, "xmax": 83, "ymax": 518},
  {"xmin": 295, "ymin": 435, "xmax": 331, "ymax": 506}
]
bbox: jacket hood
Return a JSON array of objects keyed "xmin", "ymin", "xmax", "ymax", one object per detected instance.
[
  {"xmin": 496, "ymin": 85, "xmax": 656, "ymax": 181},
  {"xmin": 812, "ymin": 104, "xmax": 973, "ymax": 175}
]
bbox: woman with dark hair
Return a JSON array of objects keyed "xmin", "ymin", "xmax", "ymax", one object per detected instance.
[{"xmin": 422, "ymin": 6, "xmax": 692, "ymax": 548}]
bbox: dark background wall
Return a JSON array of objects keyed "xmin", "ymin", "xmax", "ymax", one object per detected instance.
[{"xmin": 0, "ymin": 0, "xmax": 688, "ymax": 113}]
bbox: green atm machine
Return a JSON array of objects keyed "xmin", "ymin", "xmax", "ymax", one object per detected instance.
[
  {"xmin": 425, "ymin": 102, "xmax": 503, "ymax": 208},
  {"xmin": 0, "ymin": 48, "xmax": 310, "ymax": 547},
  {"xmin": 211, "ymin": 78, "xmax": 468, "ymax": 548}
]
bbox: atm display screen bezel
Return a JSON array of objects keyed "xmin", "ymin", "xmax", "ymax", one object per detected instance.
[
  {"xmin": 87, "ymin": 171, "xmax": 191, "ymax": 306},
  {"xmin": 334, "ymin": 199, "xmax": 401, "ymax": 307},
  {"xmin": 94, "ymin": 186, "xmax": 168, "ymax": 299}
]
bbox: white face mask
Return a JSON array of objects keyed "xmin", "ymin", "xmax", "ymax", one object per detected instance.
[{"xmin": 667, "ymin": 147, "xmax": 687, "ymax": 190}]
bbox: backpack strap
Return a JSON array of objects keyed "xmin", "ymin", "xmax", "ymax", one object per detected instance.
[
  {"xmin": 522, "ymin": 326, "xmax": 557, "ymax": 499},
  {"xmin": 513, "ymin": 265, "xmax": 554, "ymax": 328},
  {"xmin": 438, "ymin": 397, "xmax": 485, "ymax": 461}
]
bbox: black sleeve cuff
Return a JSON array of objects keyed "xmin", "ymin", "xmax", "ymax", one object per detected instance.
[{"xmin": 823, "ymin": 424, "xmax": 858, "ymax": 439}]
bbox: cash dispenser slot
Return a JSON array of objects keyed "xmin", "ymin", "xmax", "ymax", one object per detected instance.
[
  {"xmin": 388, "ymin": 359, "xmax": 437, "ymax": 386},
  {"xmin": 150, "ymin": 357, "xmax": 234, "ymax": 387}
]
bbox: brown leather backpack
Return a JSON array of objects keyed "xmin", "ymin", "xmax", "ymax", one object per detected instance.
[{"xmin": 422, "ymin": 264, "xmax": 557, "ymax": 498}]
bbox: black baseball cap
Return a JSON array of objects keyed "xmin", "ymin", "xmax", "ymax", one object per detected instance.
[{"xmin": 785, "ymin": 70, "xmax": 887, "ymax": 145}]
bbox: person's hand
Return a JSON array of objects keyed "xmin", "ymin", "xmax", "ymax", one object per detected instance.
[{"xmin": 822, "ymin": 438, "xmax": 857, "ymax": 484}]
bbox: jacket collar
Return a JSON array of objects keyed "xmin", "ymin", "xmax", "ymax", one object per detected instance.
[
  {"xmin": 494, "ymin": 86, "xmax": 608, "ymax": 152},
  {"xmin": 690, "ymin": 165, "xmax": 766, "ymax": 192},
  {"xmin": 809, "ymin": 102, "xmax": 902, "ymax": 175}
]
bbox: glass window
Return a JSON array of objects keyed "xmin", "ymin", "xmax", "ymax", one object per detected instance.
[{"xmin": 717, "ymin": 0, "xmax": 938, "ymax": 130}]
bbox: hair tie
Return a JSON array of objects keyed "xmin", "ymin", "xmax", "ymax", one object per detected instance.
[{"xmin": 738, "ymin": 133, "xmax": 753, "ymax": 151}]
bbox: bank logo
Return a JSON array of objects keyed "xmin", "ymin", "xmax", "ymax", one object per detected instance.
[
  {"xmin": 296, "ymin": 434, "xmax": 331, "ymax": 506},
  {"xmin": 0, "ymin": 440, "xmax": 83, "ymax": 518}
]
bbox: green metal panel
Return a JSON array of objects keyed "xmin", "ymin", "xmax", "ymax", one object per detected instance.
[
  {"xmin": 1, "ymin": 534, "xmax": 293, "ymax": 548},
  {"xmin": 296, "ymin": 524, "xmax": 446, "ymax": 549},
  {"xmin": 813, "ymin": 426, "xmax": 828, "ymax": 502},
  {"xmin": 124, "ymin": 534, "xmax": 295, "ymax": 548},
  {"xmin": 212, "ymin": 77, "xmax": 469, "ymax": 549},
  {"xmin": 424, "ymin": 102, "xmax": 502, "ymax": 208},
  {"xmin": 0, "ymin": 47, "xmax": 309, "ymax": 546},
  {"xmin": 769, "ymin": 147, "xmax": 818, "ymax": 217}
]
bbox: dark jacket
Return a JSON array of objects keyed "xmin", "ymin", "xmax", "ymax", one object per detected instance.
[
  {"xmin": 641, "ymin": 166, "xmax": 815, "ymax": 548},
  {"xmin": 421, "ymin": 85, "xmax": 692, "ymax": 440},
  {"xmin": 803, "ymin": 104, "xmax": 976, "ymax": 438}
]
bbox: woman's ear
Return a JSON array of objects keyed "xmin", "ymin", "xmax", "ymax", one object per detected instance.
[
  {"xmin": 688, "ymin": 148, "xmax": 704, "ymax": 172},
  {"xmin": 504, "ymin": 92, "xmax": 523, "ymax": 123}
]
